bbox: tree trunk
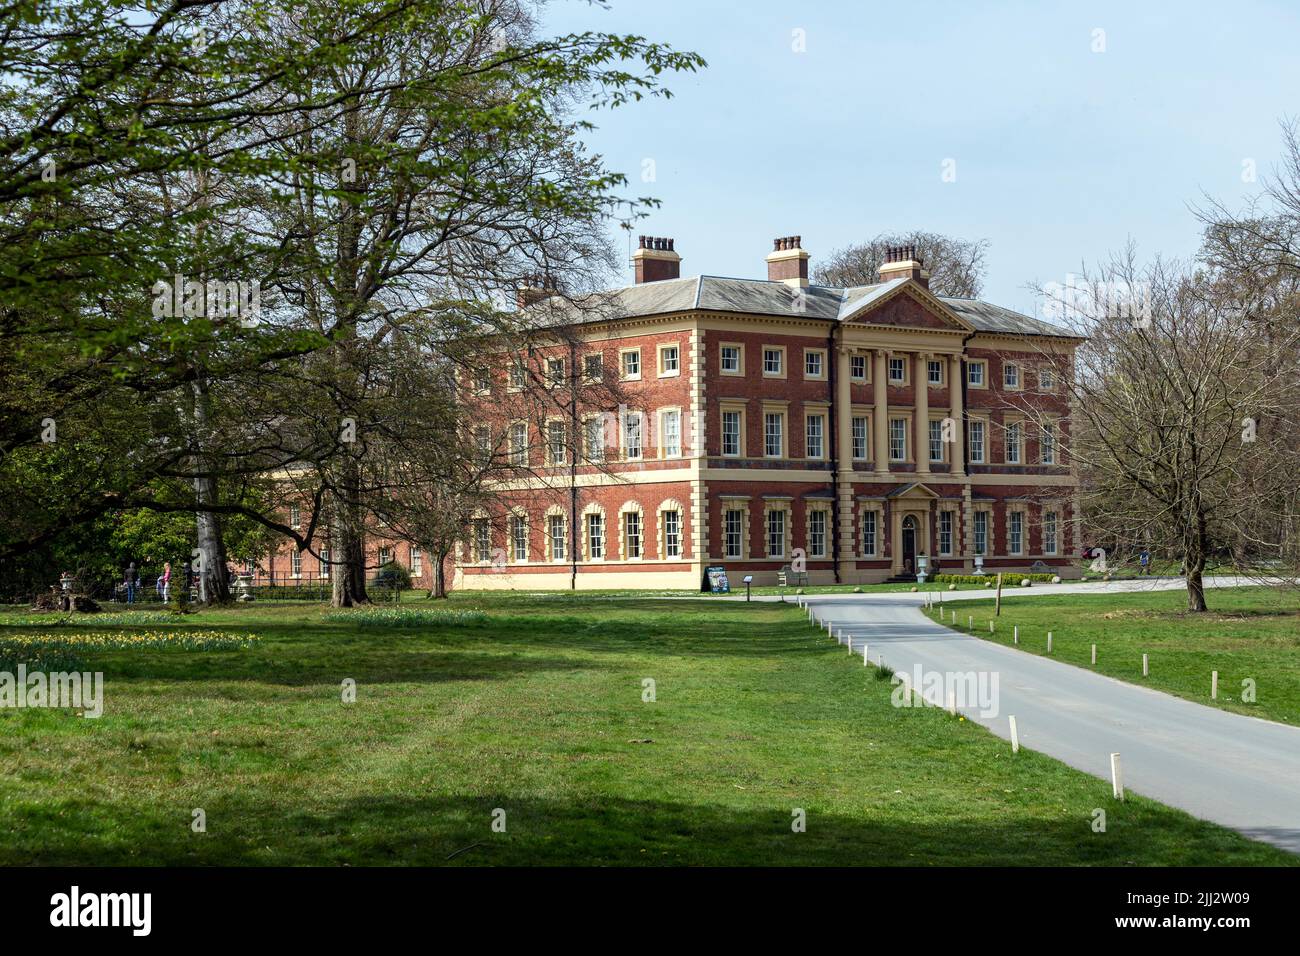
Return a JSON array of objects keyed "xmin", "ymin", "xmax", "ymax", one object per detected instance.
[
  {"xmin": 1185, "ymin": 511, "xmax": 1209, "ymax": 612},
  {"xmin": 329, "ymin": 480, "xmax": 369, "ymax": 608},
  {"xmin": 194, "ymin": 480, "xmax": 231, "ymax": 605},
  {"xmin": 429, "ymin": 547, "xmax": 450, "ymax": 599},
  {"xmin": 191, "ymin": 377, "xmax": 230, "ymax": 605}
]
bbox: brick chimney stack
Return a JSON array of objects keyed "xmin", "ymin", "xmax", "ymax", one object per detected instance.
[
  {"xmin": 878, "ymin": 244, "xmax": 931, "ymax": 288},
  {"xmin": 516, "ymin": 273, "xmax": 560, "ymax": 310},
  {"xmin": 766, "ymin": 235, "xmax": 810, "ymax": 288},
  {"xmin": 632, "ymin": 236, "xmax": 681, "ymax": 283}
]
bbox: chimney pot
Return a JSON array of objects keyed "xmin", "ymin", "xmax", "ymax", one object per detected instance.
[{"xmin": 766, "ymin": 233, "xmax": 810, "ymax": 286}]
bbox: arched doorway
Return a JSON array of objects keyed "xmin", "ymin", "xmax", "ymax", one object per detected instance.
[{"xmin": 901, "ymin": 515, "xmax": 918, "ymax": 574}]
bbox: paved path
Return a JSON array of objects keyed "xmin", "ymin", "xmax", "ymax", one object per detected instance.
[{"xmin": 803, "ymin": 590, "xmax": 1300, "ymax": 854}]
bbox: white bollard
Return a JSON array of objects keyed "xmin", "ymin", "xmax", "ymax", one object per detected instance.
[
  {"xmin": 863, "ymin": 643, "xmax": 869, "ymax": 665},
  {"xmin": 1110, "ymin": 753, "xmax": 1125, "ymax": 800},
  {"xmin": 1013, "ymin": 625, "xmax": 1019, "ymax": 644},
  {"xmin": 968, "ymin": 615, "xmax": 973, "ymax": 631},
  {"xmin": 1009, "ymin": 715, "xmax": 1019, "ymax": 753},
  {"xmin": 989, "ymin": 620, "xmax": 995, "ymax": 634},
  {"xmin": 1047, "ymin": 632, "xmax": 1053, "ymax": 653},
  {"xmin": 1142, "ymin": 653, "xmax": 1149, "ymax": 677},
  {"xmin": 1212, "ymin": 670, "xmax": 1218, "ymax": 699},
  {"xmin": 1091, "ymin": 643, "xmax": 1097, "ymax": 665}
]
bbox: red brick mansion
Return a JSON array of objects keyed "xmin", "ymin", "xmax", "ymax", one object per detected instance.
[{"xmin": 454, "ymin": 235, "xmax": 1083, "ymax": 590}]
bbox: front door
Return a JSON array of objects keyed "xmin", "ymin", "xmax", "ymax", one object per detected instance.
[{"xmin": 902, "ymin": 515, "xmax": 917, "ymax": 573}]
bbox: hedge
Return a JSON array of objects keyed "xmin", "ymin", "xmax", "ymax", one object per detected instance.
[{"xmin": 932, "ymin": 572, "xmax": 1058, "ymax": 584}]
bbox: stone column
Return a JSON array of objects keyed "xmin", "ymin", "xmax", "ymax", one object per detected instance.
[
  {"xmin": 949, "ymin": 353, "xmax": 965, "ymax": 477},
  {"xmin": 836, "ymin": 347, "xmax": 856, "ymax": 568},
  {"xmin": 873, "ymin": 349, "xmax": 889, "ymax": 475},
  {"xmin": 914, "ymin": 352, "xmax": 930, "ymax": 476}
]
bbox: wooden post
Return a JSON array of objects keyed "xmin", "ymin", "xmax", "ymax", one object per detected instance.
[
  {"xmin": 1009, "ymin": 715, "xmax": 1019, "ymax": 753},
  {"xmin": 1110, "ymin": 753, "xmax": 1124, "ymax": 800},
  {"xmin": 1091, "ymin": 643, "xmax": 1097, "ymax": 665},
  {"xmin": 1212, "ymin": 670, "xmax": 1219, "ymax": 699},
  {"xmin": 1013, "ymin": 625, "xmax": 1019, "ymax": 644},
  {"xmin": 995, "ymin": 572, "xmax": 1003, "ymax": 616},
  {"xmin": 968, "ymin": 615, "xmax": 973, "ymax": 631},
  {"xmin": 1047, "ymin": 631, "xmax": 1053, "ymax": 653},
  {"xmin": 863, "ymin": 643, "xmax": 869, "ymax": 665},
  {"xmin": 1142, "ymin": 653, "xmax": 1149, "ymax": 677},
  {"xmin": 989, "ymin": 620, "xmax": 995, "ymax": 633}
]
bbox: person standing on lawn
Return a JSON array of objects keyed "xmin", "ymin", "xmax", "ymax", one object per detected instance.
[
  {"xmin": 124, "ymin": 563, "xmax": 138, "ymax": 604},
  {"xmin": 159, "ymin": 561, "xmax": 171, "ymax": 603},
  {"xmin": 1139, "ymin": 549, "xmax": 1151, "ymax": 575}
]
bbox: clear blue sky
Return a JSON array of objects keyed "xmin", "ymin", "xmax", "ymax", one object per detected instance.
[{"xmin": 542, "ymin": 0, "xmax": 1300, "ymax": 315}]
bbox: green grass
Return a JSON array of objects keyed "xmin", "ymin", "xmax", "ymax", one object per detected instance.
[
  {"xmin": 0, "ymin": 595, "xmax": 1291, "ymax": 866},
  {"xmin": 927, "ymin": 587, "xmax": 1300, "ymax": 725}
]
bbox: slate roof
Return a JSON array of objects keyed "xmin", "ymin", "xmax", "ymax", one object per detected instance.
[{"xmin": 537, "ymin": 275, "xmax": 1077, "ymax": 338}]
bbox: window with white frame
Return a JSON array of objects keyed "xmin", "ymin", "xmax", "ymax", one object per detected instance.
[
  {"xmin": 290, "ymin": 550, "xmax": 301, "ymax": 577},
  {"xmin": 584, "ymin": 354, "xmax": 603, "ymax": 382},
  {"xmin": 510, "ymin": 515, "xmax": 528, "ymax": 562},
  {"xmin": 473, "ymin": 519, "xmax": 491, "ymax": 562},
  {"xmin": 621, "ymin": 349, "xmax": 641, "ymax": 380},
  {"xmin": 766, "ymin": 509, "xmax": 786, "ymax": 558},
  {"xmin": 584, "ymin": 416, "xmax": 605, "ymax": 463},
  {"xmin": 378, "ymin": 547, "xmax": 391, "ymax": 566},
  {"xmin": 546, "ymin": 357, "xmax": 565, "ymax": 388},
  {"xmin": 661, "ymin": 409, "xmax": 681, "ymax": 457},
  {"xmin": 928, "ymin": 360, "xmax": 943, "ymax": 385},
  {"xmin": 861, "ymin": 510, "xmax": 877, "ymax": 557},
  {"xmin": 805, "ymin": 413, "xmax": 825, "ymax": 460},
  {"xmin": 724, "ymin": 509, "xmax": 744, "ymax": 558},
  {"xmin": 968, "ymin": 361, "xmax": 986, "ymax": 387},
  {"xmin": 928, "ymin": 419, "xmax": 944, "ymax": 462},
  {"xmin": 473, "ymin": 425, "xmax": 491, "ymax": 460},
  {"xmin": 889, "ymin": 357, "xmax": 905, "ymax": 383},
  {"xmin": 289, "ymin": 504, "xmax": 301, "ymax": 528},
  {"xmin": 764, "ymin": 412, "xmax": 784, "ymax": 458},
  {"xmin": 662, "ymin": 509, "xmax": 681, "ymax": 558},
  {"xmin": 586, "ymin": 513, "xmax": 604, "ymax": 559},
  {"xmin": 1041, "ymin": 422, "xmax": 1056, "ymax": 464},
  {"xmin": 850, "ymin": 355, "xmax": 866, "ymax": 380},
  {"xmin": 623, "ymin": 411, "xmax": 643, "ymax": 460},
  {"xmin": 509, "ymin": 422, "xmax": 528, "ymax": 466},
  {"xmin": 1003, "ymin": 362, "xmax": 1020, "ymax": 389},
  {"xmin": 969, "ymin": 420, "xmax": 986, "ymax": 463},
  {"xmin": 1006, "ymin": 421, "xmax": 1022, "ymax": 464},
  {"xmin": 1008, "ymin": 511, "xmax": 1024, "ymax": 554},
  {"xmin": 804, "ymin": 349, "xmax": 824, "ymax": 378},
  {"xmin": 546, "ymin": 420, "xmax": 567, "ymax": 466},
  {"xmin": 473, "ymin": 368, "xmax": 491, "ymax": 394},
  {"xmin": 624, "ymin": 511, "xmax": 642, "ymax": 559},
  {"xmin": 720, "ymin": 344, "xmax": 742, "ymax": 374},
  {"xmin": 852, "ymin": 416, "xmax": 868, "ymax": 460},
  {"xmin": 973, "ymin": 511, "xmax": 989, "ymax": 556},
  {"xmin": 808, "ymin": 510, "xmax": 827, "ymax": 558},
  {"xmin": 939, "ymin": 511, "xmax": 953, "ymax": 555},
  {"xmin": 319, "ymin": 547, "xmax": 330, "ymax": 578},
  {"xmin": 889, "ymin": 418, "xmax": 907, "ymax": 461},
  {"xmin": 549, "ymin": 514, "xmax": 566, "ymax": 561},
  {"xmin": 1038, "ymin": 367, "xmax": 1055, "ymax": 391},
  {"xmin": 1043, "ymin": 510, "xmax": 1058, "ymax": 555},
  {"xmin": 721, "ymin": 410, "xmax": 742, "ymax": 456},
  {"xmin": 509, "ymin": 359, "xmax": 526, "ymax": 390},
  {"xmin": 762, "ymin": 347, "xmax": 784, "ymax": 376},
  {"xmin": 410, "ymin": 547, "xmax": 422, "ymax": 577},
  {"xmin": 658, "ymin": 344, "xmax": 679, "ymax": 376}
]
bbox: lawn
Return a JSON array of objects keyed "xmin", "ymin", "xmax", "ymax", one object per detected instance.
[
  {"xmin": 926, "ymin": 586, "xmax": 1300, "ymax": 725},
  {"xmin": 0, "ymin": 595, "xmax": 1292, "ymax": 866}
]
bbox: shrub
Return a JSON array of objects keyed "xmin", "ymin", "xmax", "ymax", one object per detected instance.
[
  {"xmin": 375, "ymin": 562, "xmax": 413, "ymax": 591},
  {"xmin": 933, "ymin": 573, "xmax": 1058, "ymax": 585}
]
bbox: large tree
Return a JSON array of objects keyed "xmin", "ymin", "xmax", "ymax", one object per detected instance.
[{"xmin": 813, "ymin": 230, "xmax": 989, "ymax": 297}]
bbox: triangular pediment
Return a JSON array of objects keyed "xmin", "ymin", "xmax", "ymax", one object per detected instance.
[
  {"xmin": 887, "ymin": 482, "xmax": 941, "ymax": 500},
  {"xmin": 839, "ymin": 279, "xmax": 974, "ymax": 332}
]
